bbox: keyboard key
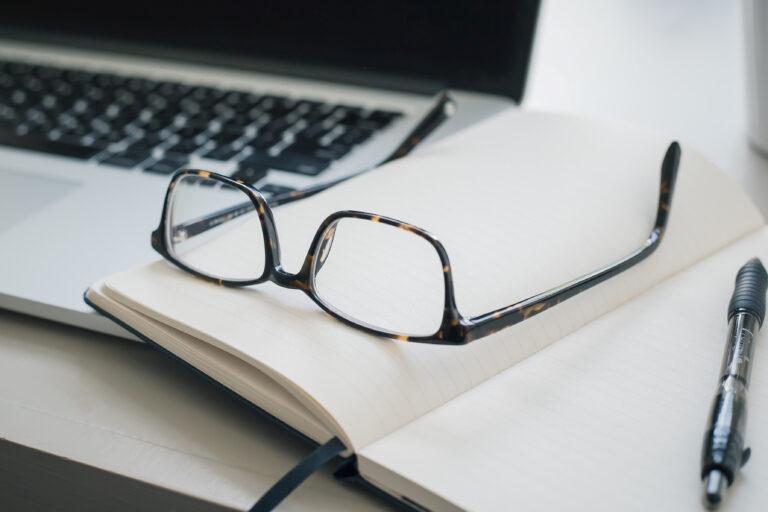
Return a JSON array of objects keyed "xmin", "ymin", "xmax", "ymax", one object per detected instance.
[
  {"xmin": 165, "ymin": 140, "xmax": 204, "ymax": 157},
  {"xmin": 202, "ymin": 144, "xmax": 242, "ymax": 161},
  {"xmin": 247, "ymin": 131, "xmax": 281, "ymax": 150},
  {"xmin": 293, "ymin": 100, "xmax": 324, "ymax": 113},
  {"xmin": 15, "ymin": 120, "xmax": 44, "ymax": 136},
  {"xmin": 124, "ymin": 140, "xmax": 159, "ymax": 154},
  {"xmin": 125, "ymin": 78, "xmax": 155, "ymax": 93},
  {"xmin": 179, "ymin": 97, "xmax": 203, "ymax": 116},
  {"xmin": 33, "ymin": 65, "xmax": 63, "ymax": 80},
  {"xmin": 367, "ymin": 109, "xmax": 402, "ymax": 127},
  {"xmin": 222, "ymin": 91, "xmax": 246, "ymax": 106},
  {"xmin": 333, "ymin": 106, "xmax": 364, "ymax": 126},
  {"xmin": 54, "ymin": 134, "xmax": 87, "ymax": 147},
  {"xmin": 151, "ymin": 81, "xmax": 177, "ymax": 97},
  {"xmin": 138, "ymin": 132, "xmax": 168, "ymax": 147},
  {"xmin": 245, "ymin": 107, "xmax": 267, "ymax": 122},
  {"xmin": 100, "ymin": 152, "xmax": 149, "ymax": 168},
  {"xmin": 295, "ymin": 122, "xmax": 331, "ymax": 142},
  {"xmin": 338, "ymin": 127, "xmax": 374, "ymax": 146},
  {"xmin": 259, "ymin": 95, "xmax": 293, "ymax": 117},
  {"xmin": 59, "ymin": 124, "xmax": 89, "ymax": 138},
  {"xmin": 81, "ymin": 135, "xmax": 111, "ymax": 151},
  {"xmin": 176, "ymin": 125, "xmax": 209, "ymax": 140},
  {"xmin": 143, "ymin": 157, "xmax": 187, "ymax": 175},
  {"xmin": 224, "ymin": 112, "xmax": 254, "ymax": 127},
  {"xmin": 209, "ymin": 130, "xmax": 241, "ymax": 146},
  {"xmin": 218, "ymin": 122, "xmax": 249, "ymax": 137},
  {"xmin": 259, "ymin": 117, "xmax": 293, "ymax": 137},
  {"xmin": 315, "ymin": 144, "xmax": 352, "ymax": 160},
  {"xmin": 240, "ymin": 152, "xmax": 330, "ymax": 176},
  {"xmin": 10, "ymin": 89, "xmax": 30, "ymax": 106},
  {"xmin": 91, "ymin": 72, "xmax": 121, "ymax": 88},
  {"xmin": 0, "ymin": 129, "xmax": 99, "ymax": 159},
  {"xmin": 282, "ymin": 142, "xmax": 350, "ymax": 161},
  {"xmin": 232, "ymin": 165, "xmax": 268, "ymax": 184},
  {"xmin": 92, "ymin": 130, "xmax": 127, "ymax": 144},
  {"xmin": 259, "ymin": 183, "xmax": 295, "ymax": 196},
  {"xmin": 138, "ymin": 117, "xmax": 171, "ymax": 132},
  {"xmin": 212, "ymin": 102, "xmax": 236, "ymax": 118}
]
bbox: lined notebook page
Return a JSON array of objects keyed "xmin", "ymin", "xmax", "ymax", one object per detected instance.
[
  {"xmin": 102, "ymin": 110, "xmax": 763, "ymax": 450},
  {"xmin": 360, "ymin": 227, "xmax": 768, "ymax": 512},
  {"xmin": 87, "ymin": 280, "xmax": 331, "ymax": 444}
]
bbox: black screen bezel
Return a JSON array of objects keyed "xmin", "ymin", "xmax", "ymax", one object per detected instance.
[{"xmin": 0, "ymin": 2, "xmax": 540, "ymax": 102}]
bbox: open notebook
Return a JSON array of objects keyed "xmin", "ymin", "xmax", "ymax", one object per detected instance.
[{"xmin": 85, "ymin": 110, "xmax": 768, "ymax": 511}]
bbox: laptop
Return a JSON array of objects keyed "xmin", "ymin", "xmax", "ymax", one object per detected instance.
[{"xmin": 0, "ymin": 1, "xmax": 540, "ymax": 337}]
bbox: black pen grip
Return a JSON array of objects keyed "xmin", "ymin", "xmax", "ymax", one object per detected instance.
[{"xmin": 728, "ymin": 258, "xmax": 768, "ymax": 325}]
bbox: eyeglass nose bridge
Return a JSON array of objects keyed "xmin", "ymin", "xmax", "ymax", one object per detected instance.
[{"xmin": 269, "ymin": 268, "xmax": 312, "ymax": 291}]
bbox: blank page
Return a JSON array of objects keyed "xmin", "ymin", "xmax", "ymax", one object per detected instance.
[
  {"xmin": 360, "ymin": 227, "xmax": 768, "ymax": 512},
  {"xmin": 102, "ymin": 110, "xmax": 763, "ymax": 450}
]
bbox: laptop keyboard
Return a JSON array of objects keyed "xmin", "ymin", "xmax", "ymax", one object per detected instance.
[{"xmin": 0, "ymin": 59, "xmax": 402, "ymax": 187}]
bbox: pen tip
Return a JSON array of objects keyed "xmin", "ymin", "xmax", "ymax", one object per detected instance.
[
  {"xmin": 703, "ymin": 470, "xmax": 727, "ymax": 510},
  {"xmin": 703, "ymin": 492, "xmax": 721, "ymax": 510}
]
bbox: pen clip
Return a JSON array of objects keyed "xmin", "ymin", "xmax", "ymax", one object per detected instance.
[{"xmin": 741, "ymin": 447, "xmax": 752, "ymax": 467}]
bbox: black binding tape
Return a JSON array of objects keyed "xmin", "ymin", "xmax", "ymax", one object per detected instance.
[{"xmin": 249, "ymin": 436, "xmax": 347, "ymax": 512}]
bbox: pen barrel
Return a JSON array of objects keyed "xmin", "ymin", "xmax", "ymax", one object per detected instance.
[
  {"xmin": 701, "ymin": 375, "xmax": 749, "ymax": 483},
  {"xmin": 701, "ymin": 312, "xmax": 757, "ymax": 481},
  {"xmin": 720, "ymin": 312, "xmax": 759, "ymax": 386}
]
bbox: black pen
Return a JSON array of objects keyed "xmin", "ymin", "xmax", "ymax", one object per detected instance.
[{"xmin": 701, "ymin": 258, "xmax": 768, "ymax": 509}]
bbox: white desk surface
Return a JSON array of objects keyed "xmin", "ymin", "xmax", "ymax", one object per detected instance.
[{"xmin": 2, "ymin": 1, "xmax": 766, "ymax": 510}]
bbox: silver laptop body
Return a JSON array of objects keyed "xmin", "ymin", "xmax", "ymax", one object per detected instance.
[{"xmin": 0, "ymin": 2, "xmax": 540, "ymax": 337}]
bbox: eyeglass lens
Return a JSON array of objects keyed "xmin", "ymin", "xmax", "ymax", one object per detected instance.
[
  {"xmin": 168, "ymin": 174, "xmax": 266, "ymax": 281},
  {"xmin": 311, "ymin": 217, "xmax": 445, "ymax": 336}
]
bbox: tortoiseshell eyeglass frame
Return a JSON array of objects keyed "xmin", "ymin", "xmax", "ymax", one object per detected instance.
[{"xmin": 151, "ymin": 142, "xmax": 680, "ymax": 345}]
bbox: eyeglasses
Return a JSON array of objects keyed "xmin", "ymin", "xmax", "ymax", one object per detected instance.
[{"xmin": 151, "ymin": 127, "xmax": 680, "ymax": 344}]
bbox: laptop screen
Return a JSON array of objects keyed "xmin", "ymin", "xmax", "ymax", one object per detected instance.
[{"xmin": 1, "ymin": 1, "xmax": 540, "ymax": 102}]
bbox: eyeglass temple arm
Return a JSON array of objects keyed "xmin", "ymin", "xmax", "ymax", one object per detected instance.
[
  {"xmin": 168, "ymin": 91, "xmax": 456, "ymax": 242},
  {"xmin": 463, "ymin": 142, "xmax": 681, "ymax": 341},
  {"xmin": 167, "ymin": 201, "xmax": 257, "ymax": 244}
]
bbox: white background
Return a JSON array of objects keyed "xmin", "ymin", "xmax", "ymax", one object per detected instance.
[{"xmin": 527, "ymin": 0, "xmax": 768, "ymax": 216}]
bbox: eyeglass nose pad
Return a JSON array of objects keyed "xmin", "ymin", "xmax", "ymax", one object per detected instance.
[{"xmin": 314, "ymin": 226, "xmax": 337, "ymax": 274}]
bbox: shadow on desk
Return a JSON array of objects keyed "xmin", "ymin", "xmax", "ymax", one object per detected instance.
[
  {"xmin": 0, "ymin": 440, "xmax": 234, "ymax": 512},
  {"xmin": 0, "ymin": 309, "xmax": 388, "ymax": 511}
]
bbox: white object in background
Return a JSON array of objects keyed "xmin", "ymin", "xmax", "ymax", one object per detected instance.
[
  {"xmin": 745, "ymin": 0, "xmax": 768, "ymax": 154},
  {"xmin": 525, "ymin": 0, "xmax": 768, "ymax": 219}
]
